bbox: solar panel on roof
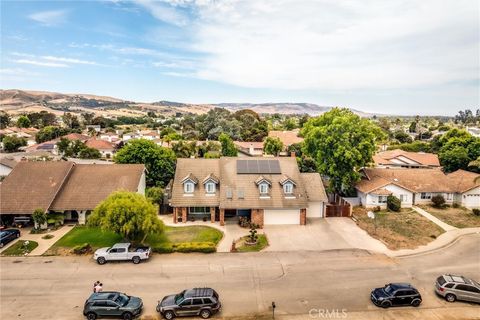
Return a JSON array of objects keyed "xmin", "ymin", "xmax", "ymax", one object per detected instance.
[
  {"xmin": 268, "ymin": 160, "xmax": 281, "ymax": 174},
  {"xmin": 258, "ymin": 160, "xmax": 270, "ymax": 173},
  {"xmin": 237, "ymin": 160, "xmax": 248, "ymax": 174},
  {"xmin": 248, "ymin": 160, "xmax": 259, "ymax": 173}
]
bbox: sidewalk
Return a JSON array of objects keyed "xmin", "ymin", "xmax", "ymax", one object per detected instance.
[{"xmin": 412, "ymin": 206, "xmax": 457, "ymax": 231}]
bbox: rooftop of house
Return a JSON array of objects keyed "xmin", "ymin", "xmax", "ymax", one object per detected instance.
[
  {"xmin": 0, "ymin": 161, "xmax": 145, "ymax": 214},
  {"xmin": 373, "ymin": 149, "xmax": 440, "ymax": 167},
  {"xmin": 170, "ymin": 157, "xmax": 326, "ymax": 209},
  {"xmin": 0, "ymin": 157, "xmax": 18, "ymax": 169},
  {"xmin": 233, "ymin": 141, "xmax": 264, "ymax": 149},
  {"xmin": 85, "ymin": 138, "xmax": 115, "ymax": 150},
  {"xmin": 268, "ymin": 130, "xmax": 304, "ymax": 146},
  {"xmin": 356, "ymin": 167, "xmax": 480, "ymax": 194}
]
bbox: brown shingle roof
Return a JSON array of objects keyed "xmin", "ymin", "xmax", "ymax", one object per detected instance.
[
  {"xmin": 371, "ymin": 188, "xmax": 393, "ymax": 195},
  {"xmin": 49, "ymin": 164, "xmax": 145, "ymax": 211},
  {"xmin": 356, "ymin": 167, "xmax": 479, "ymax": 194},
  {"xmin": 374, "ymin": 150, "xmax": 440, "ymax": 167},
  {"xmin": 85, "ymin": 138, "xmax": 115, "ymax": 150},
  {"xmin": 268, "ymin": 130, "xmax": 304, "ymax": 146},
  {"xmin": 0, "ymin": 157, "xmax": 18, "ymax": 169},
  {"xmin": 300, "ymin": 173, "xmax": 328, "ymax": 202},
  {"xmin": 0, "ymin": 161, "xmax": 74, "ymax": 214}
]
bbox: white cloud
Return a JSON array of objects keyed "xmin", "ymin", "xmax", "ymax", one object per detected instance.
[
  {"xmin": 134, "ymin": 0, "xmax": 189, "ymax": 26},
  {"xmin": 42, "ymin": 56, "xmax": 97, "ymax": 65},
  {"xmin": 179, "ymin": 0, "xmax": 479, "ymax": 91},
  {"xmin": 28, "ymin": 9, "xmax": 68, "ymax": 26},
  {"xmin": 13, "ymin": 59, "xmax": 69, "ymax": 68}
]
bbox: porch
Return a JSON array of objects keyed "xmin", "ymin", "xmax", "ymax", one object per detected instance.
[{"xmin": 172, "ymin": 206, "xmax": 254, "ymax": 226}]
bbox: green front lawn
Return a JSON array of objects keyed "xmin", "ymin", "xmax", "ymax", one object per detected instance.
[
  {"xmin": 237, "ymin": 234, "xmax": 269, "ymax": 252},
  {"xmin": 2, "ymin": 240, "xmax": 38, "ymax": 256},
  {"xmin": 46, "ymin": 225, "xmax": 223, "ymax": 255}
]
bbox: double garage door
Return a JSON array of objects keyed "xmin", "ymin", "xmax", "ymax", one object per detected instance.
[
  {"xmin": 264, "ymin": 209, "xmax": 300, "ymax": 225},
  {"xmin": 464, "ymin": 194, "xmax": 480, "ymax": 208}
]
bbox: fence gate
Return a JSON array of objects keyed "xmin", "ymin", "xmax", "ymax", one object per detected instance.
[{"xmin": 325, "ymin": 203, "xmax": 351, "ymax": 217}]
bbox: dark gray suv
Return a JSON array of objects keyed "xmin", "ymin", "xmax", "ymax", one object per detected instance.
[
  {"xmin": 156, "ymin": 288, "xmax": 221, "ymax": 319},
  {"xmin": 83, "ymin": 292, "xmax": 143, "ymax": 320}
]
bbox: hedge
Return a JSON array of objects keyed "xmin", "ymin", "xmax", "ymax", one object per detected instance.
[
  {"xmin": 152, "ymin": 242, "xmax": 216, "ymax": 254},
  {"xmin": 72, "ymin": 243, "xmax": 92, "ymax": 255}
]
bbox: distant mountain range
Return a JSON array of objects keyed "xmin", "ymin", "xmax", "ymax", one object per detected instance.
[{"xmin": 0, "ymin": 89, "xmax": 378, "ymax": 117}]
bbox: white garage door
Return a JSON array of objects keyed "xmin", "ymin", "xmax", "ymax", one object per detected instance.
[
  {"xmin": 264, "ymin": 209, "xmax": 300, "ymax": 225},
  {"xmin": 464, "ymin": 194, "xmax": 480, "ymax": 208},
  {"xmin": 306, "ymin": 201, "xmax": 324, "ymax": 218}
]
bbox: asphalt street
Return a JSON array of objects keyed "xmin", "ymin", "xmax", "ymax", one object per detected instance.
[{"xmin": 1, "ymin": 234, "xmax": 479, "ymax": 320}]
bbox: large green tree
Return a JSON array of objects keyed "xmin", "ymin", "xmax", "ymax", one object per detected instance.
[
  {"xmin": 437, "ymin": 129, "xmax": 480, "ymax": 172},
  {"xmin": 0, "ymin": 111, "xmax": 10, "ymax": 129},
  {"xmin": 88, "ymin": 191, "xmax": 164, "ymax": 242},
  {"xmin": 114, "ymin": 139, "xmax": 176, "ymax": 187},
  {"xmin": 2, "ymin": 135, "xmax": 27, "ymax": 152},
  {"xmin": 16, "ymin": 115, "xmax": 31, "ymax": 128},
  {"xmin": 302, "ymin": 108, "xmax": 384, "ymax": 194},
  {"xmin": 219, "ymin": 133, "xmax": 237, "ymax": 156},
  {"xmin": 263, "ymin": 136, "xmax": 283, "ymax": 156},
  {"xmin": 35, "ymin": 126, "xmax": 70, "ymax": 143}
]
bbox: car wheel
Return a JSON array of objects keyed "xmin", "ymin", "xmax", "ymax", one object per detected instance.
[
  {"xmin": 132, "ymin": 256, "xmax": 141, "ymax": 264},
  {"xmin": 122, "ymin": 312, "xmax": 133, "ymax": 320},
  {"xmin": 86, "ymin": 312, "xmax": 97, "ymax": 320},
  {"xmin": 97, "ymin": 257, "xmax": 106, "ymax": 265},
  {"xmin": 163, "ymin": 310, "xmax": 175, "ymax": 319},
  {"xmin": 381, "ymin": 301, "xmax": 391, "ymax": 308},
  {"xmin": 411, "ymin": 299, "xmax": 421, "ymax": 307},
  {"xmin": 445, "ymin": 293, "xmax": 456, "ymax": 302},
  {"xmin": 200, "ymin": 309, "xmax": 211, "ymax": 319}
]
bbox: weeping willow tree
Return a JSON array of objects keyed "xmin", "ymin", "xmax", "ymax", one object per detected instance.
[{"xmin": 88, "ymin": 191, "xmax": 164, "ymax": 242}]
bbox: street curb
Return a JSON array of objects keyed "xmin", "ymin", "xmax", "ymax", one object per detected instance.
[{"xmin": 390, "ymin": 230, "xmax": 480, "ymax": 258}]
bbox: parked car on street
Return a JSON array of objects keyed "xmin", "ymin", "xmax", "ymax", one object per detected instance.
[
  {"xmin": 93, "ymin": 243, "xmax": 151, "ymax": 265},
  {"xmin": 0, "ymin": 229, "xmax": 20, "ymax": 248},
  {"xmin": 83, "ymin": 291, "xmax": 143, "ymax": 320},
  {"xmin": 435, "ymin": 274, "xmax": 480, "ymax": 303},
  {"xmin": 370, "ymin": 283, "xmax": 422, "ymax": 308},
  {"xmin": 156, "ymin": 287, "xmax": 221, "ymax": 319}
]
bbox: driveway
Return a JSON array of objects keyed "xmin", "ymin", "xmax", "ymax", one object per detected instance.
[{"xmin": 264, "ymin": 218, "xmax": 388, "ymax": 253}]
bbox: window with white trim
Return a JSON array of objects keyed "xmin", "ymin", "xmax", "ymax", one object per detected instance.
[
  {"xmin": 421, "ymin": 192, "xmax": 432, "ymax": 199},
  {"xmin": 184, "ymin": 182, "xmax": 194, "ymax": 193},
  {"xmin": 378, "ymin": 196, "xmax": 388, "ymax": 204},
  {"xmin": 283, "ymin": 182, "xmax": 293, "ymax": 194},
  {"xmin": 400, "ymin": 194, "xmax": 408, "ymax": 202},
  {"xmin": 259, "ymin": 183, "xmax": 269, "ymax": 195},
  {"xmin": 446, "ymin": 193, "xmax": 453, "ymax": 200},
  {"xmin": 205, "ymin": 182, "xmax": 216, "ymax": 194}
]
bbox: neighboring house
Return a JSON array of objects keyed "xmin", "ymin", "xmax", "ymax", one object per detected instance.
[
  {"xmin": 355, "ymin": 168, "xmax": 480, "ymax": 209},
  {"xmin": 0, "ymin": 127, "xmax": 38, "ymax": 146},
  {"xmin": 98, "ymin": 132, "xmax": 120, "ymax": 143},
  {"xmin": 122, "ymin": 132, "xmax": 139, "ymax": 141},
  {"xmin": 234, "ymin": 141, "xmax": 264, "ymax": 157},
  {"xmin": 168, "ymin": 157, "xmax": 328, "ymax": 227},
  {"xmin": 86, "ymin": 125, "xmax": 101, "ymax": 132},
  {"xmin": 0, "ymin": 161, "xmax": 145, "ymax": 224},
  {"xmin": 85, "ymin": 138, "xmax": 116, "ymax": 158},
  {"xmin": 466, "ymin": 126, "xmax": 480, "ymax": 138},
  {"xmin": 27, "ymin": 133, "xmax": 90, "ymax": 155},
  {"xmin": 373, "ymin": 150, "xmax": 440, "ymax": 168},
  {"xmin": 0, "ymin": 157, "xmax": 17, "ymax": 178},
  {"xmin": 268, "ymin": 130, "xmax": 304, "ymax": 153},
  {"xmin": 139, "ymin": 130, "xmax": 160, "ymax": 140}
]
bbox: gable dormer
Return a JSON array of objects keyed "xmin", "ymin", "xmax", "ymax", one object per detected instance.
[
  {"xmin": 182, "ymin": 173, "xmax": 198, "ymax": 194},
  {"xmin": 255, "ymin": 176, "xmax": 272, "ymax": 196},
  {"xmin": 279, "ymin": 175, "xmax": 296, "ymax": 195},
  {"xmin": 202, "ymin": 173, "xmax": 219, "ymax": 194}
]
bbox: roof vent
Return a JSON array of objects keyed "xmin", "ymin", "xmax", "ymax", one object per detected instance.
[{"xmin": 393, "ymin": 178, "xmax": 398, "ymax": 181}]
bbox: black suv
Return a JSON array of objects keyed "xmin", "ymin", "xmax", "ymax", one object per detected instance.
[
  {"xmin": 156, "ymin": 288, "xmax": 221, "ymax": 319},
  {"xmin": 371, "ymin": 283, "xmax": 422, "ymax": 308},
  {"xmin": 83, "ymin": 291, "xmax": 143, "ymax": 320}
]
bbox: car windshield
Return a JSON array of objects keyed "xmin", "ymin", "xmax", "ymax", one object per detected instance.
[
  {"xmin": 384, "ymin": 285, "xmax": 394, "ymax": 294},
  {"xmin": 0, "ymin": 231, "xmax": 7, "ymax": 237},
  {"xmin": 115, "ymin": 294, "xmax": 129, "ymax": 307},
  {"xmin": 175, "ymin": 291, "xmax": 185, "ymax": 305}
]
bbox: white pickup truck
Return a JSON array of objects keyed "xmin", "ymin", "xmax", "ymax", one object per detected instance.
[{"xmin": 93, "ymin": 243, "xmax": 151, "ymax": 265}]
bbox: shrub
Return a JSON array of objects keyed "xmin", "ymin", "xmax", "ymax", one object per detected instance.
[
  {"xmin": 473, "ymin": 209, "xmax": 480, "ymax": 216},
  {"xmin": 452, "ymin": 202, "xmax": 460, "ymax": 208},
  {"xmin": 32, "ymin": 209, "xmax": 47, "ymax": 229},
  {"xmin": 152, "ymin": 242, "xmax": 216, "ymax": 254},
  {"xmin": 387, "ymin": 195, "xmax": 401, "ymax": 212},
  {"xmin": 72, "ymin": 243, "xmax": 92, "ymax": 255},
  {"xmin": 42, "ymin": 234, "xmax": 54, "ymax": 240},
  {"xmin": 373, "ymin": 206, "xmax": 381, "ymax": 212},
  {"xmin": 431, "ymin": 195, "xmax": 446, "ymax": 208},
  {"xmin": 152, "ymin": 243, "xmax": 174, "ymax": 254}
]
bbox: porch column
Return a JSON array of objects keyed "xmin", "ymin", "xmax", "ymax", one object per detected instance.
[
  {"xmin": 219, "ymin": 208, "xmax": 225, "ymax": 226},
  {"xmin": 300, "ymin": 208, "xmax": 307, "ymax": 225},
  {"xmin": 173, "ymin": 207, "xmax": 178, "ymax": 224},
  {"xmin": 210, "ymin": 207, "xmax": 216, "ymax": 223},
  {"xmin": 251, "ymin": 209, "xmax": 264, "ymax": 228},
  {"xmin": 78, "ymin": 211, "xmax": 87, "ymax": 225},
  {"xmin": 182, "ymin": 207, "xmax": 187, "ymax": 223}
]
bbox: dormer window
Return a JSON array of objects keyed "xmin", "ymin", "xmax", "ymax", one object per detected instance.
[
  {"xmin": 184, "ymin": 182, "xmax": 194, "ymax": 193},
  {"xmin": 205, "ymin": 182, "xmax": 216, "ymax": 194},
  {"xmin": 283, "ymin": 182, "xmax": 293, "ymax": 194},
  {"xmin": 259, "ymin": 183, "xmax": 269, "ymax": 195}
]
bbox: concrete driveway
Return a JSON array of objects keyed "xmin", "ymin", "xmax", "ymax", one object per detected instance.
[{"xmin": 263, "ymin": 218, "xmax": 388, "ymax": 253}]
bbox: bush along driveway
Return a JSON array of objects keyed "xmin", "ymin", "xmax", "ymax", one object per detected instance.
[{"xmin": 45, "ymin": 225, "xmax": 223, "ymax": 255}]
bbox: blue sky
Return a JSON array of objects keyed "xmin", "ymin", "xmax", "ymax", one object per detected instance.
[{"xmin": 1, "ymin": 0, "xmax": 478, "ymax": 116}]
